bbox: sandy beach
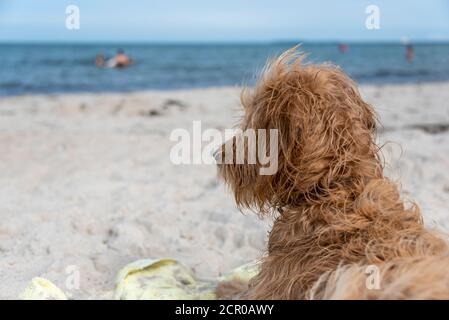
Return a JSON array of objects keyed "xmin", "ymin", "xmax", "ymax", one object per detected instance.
[{"xmin": 1, "ymin": 82, "xmax": 449, "ymax": 299}]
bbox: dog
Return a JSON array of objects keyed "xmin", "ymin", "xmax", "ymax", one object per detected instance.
[{"xmin": 215, "ymin": 48, "xmax": 449, "ymax": 299}]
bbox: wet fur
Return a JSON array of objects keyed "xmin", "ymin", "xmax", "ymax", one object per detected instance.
[{"xmin": 216, "ymin": 48, "xmax": 449, "ymax": 299}]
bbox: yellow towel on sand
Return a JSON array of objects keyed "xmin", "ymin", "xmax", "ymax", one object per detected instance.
[
  {"xmin": 19, "ymin": 259, "xmax": 259, "ymax": 300},
  {"xmin": 19, "ymin": 277, "xmax": 69, "ymax": 300}
]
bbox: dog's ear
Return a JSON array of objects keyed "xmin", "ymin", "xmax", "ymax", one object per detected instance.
[
  {"xmin": 216, "ymin": 131, "xmax": 273, "ymax": 215},
  {"xmin": 216, "ymin": 49, "xmax": 309, "ymax": 215}
]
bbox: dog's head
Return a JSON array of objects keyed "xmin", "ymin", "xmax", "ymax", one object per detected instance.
[{"xmin": 216, "ymin": 48, "xmax": 380, "ymax": 216}]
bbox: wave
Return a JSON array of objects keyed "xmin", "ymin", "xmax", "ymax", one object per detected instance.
[{"xmin": 355, "ymin": 68, "xmax": 433, "ymax": 79}]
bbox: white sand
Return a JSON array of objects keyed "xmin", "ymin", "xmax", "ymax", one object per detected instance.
[{"xmin": 0, "ymin": 82, "xmax": 449, "ymax": 299}]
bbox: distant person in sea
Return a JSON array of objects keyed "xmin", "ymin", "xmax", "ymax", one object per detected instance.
[
  {"xmin": 406, "ymin": 44, "xmax": 414, "ymax": 62},
  {"xmin": 95, "ymin": 53, "xmax": 105, "ymax": 67},
  {"xmin": 95, "ymin": 49, "xmax": 133, "ymax": 69},
  {"xmin": 338, "ymin": 43, "xmax": 348, "ymax": 54},
  {"xmin": 111, "ymin": 49, "xmax": 133, "ymax": 68}
]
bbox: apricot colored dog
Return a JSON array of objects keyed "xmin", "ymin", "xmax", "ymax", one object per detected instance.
[{"xmin": 216, "ymin": 48, "xmax": 449, "ymax": 299}]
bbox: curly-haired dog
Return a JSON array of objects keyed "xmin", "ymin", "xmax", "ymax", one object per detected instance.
[{"xmin": 215, "ymin": 48, "xmax": 449, "ymax": 299}]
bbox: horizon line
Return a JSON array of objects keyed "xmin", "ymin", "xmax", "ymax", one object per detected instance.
[{"xmin": 1, "ymin": 39, "xmax": 449, "ymax": 45}]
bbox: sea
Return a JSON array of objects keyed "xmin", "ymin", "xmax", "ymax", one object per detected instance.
[{"xmin": 0, "ymin": 42, "xmax": 448, "ymax": 96}]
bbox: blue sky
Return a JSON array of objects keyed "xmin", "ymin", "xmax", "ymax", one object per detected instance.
[{"xmin": 0, "ymin": 0, "xmax": 448, "ymax": 42}]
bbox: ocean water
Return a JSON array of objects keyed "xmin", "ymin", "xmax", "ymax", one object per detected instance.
[{"xmin": 0, "ymin": 42, "xmax": 448, "ymax": 96}]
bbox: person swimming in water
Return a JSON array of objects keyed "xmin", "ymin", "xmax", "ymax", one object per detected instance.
[
  {"xmin": 95, "ymin": 53, "xmax": 105, "ymax": 67},
  {"xmin": 338, "ymin": 43, "xmax": 348, "ymax": 54},
  {"xmin": 406, "ymin": 44, "xmax": 414, "ymax": 62},
  {"xmin": 110, "ymin": 49, "xmax": 133, "ymax": 68},
  {"xmin": 95, "ymin": 49, "xmax": 133, "ymax": 68}
]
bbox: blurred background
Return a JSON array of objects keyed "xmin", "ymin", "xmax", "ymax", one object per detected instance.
[{"xmin": 0, "ymin": 0, "xmax": 448, "ymax": 95}]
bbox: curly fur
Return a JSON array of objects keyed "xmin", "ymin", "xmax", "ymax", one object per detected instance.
[{"xmin": 216, "ymin": 47, "xmax": 449, "ymax": 299}]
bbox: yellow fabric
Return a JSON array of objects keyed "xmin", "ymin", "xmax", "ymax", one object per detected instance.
[
  {"xmin": 19, "ymin": 277, "xmax": 69, "ymax": 300},
  {"xmin": 19, "ymin": 259, "xmax": 259, "ymax": 300}
]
